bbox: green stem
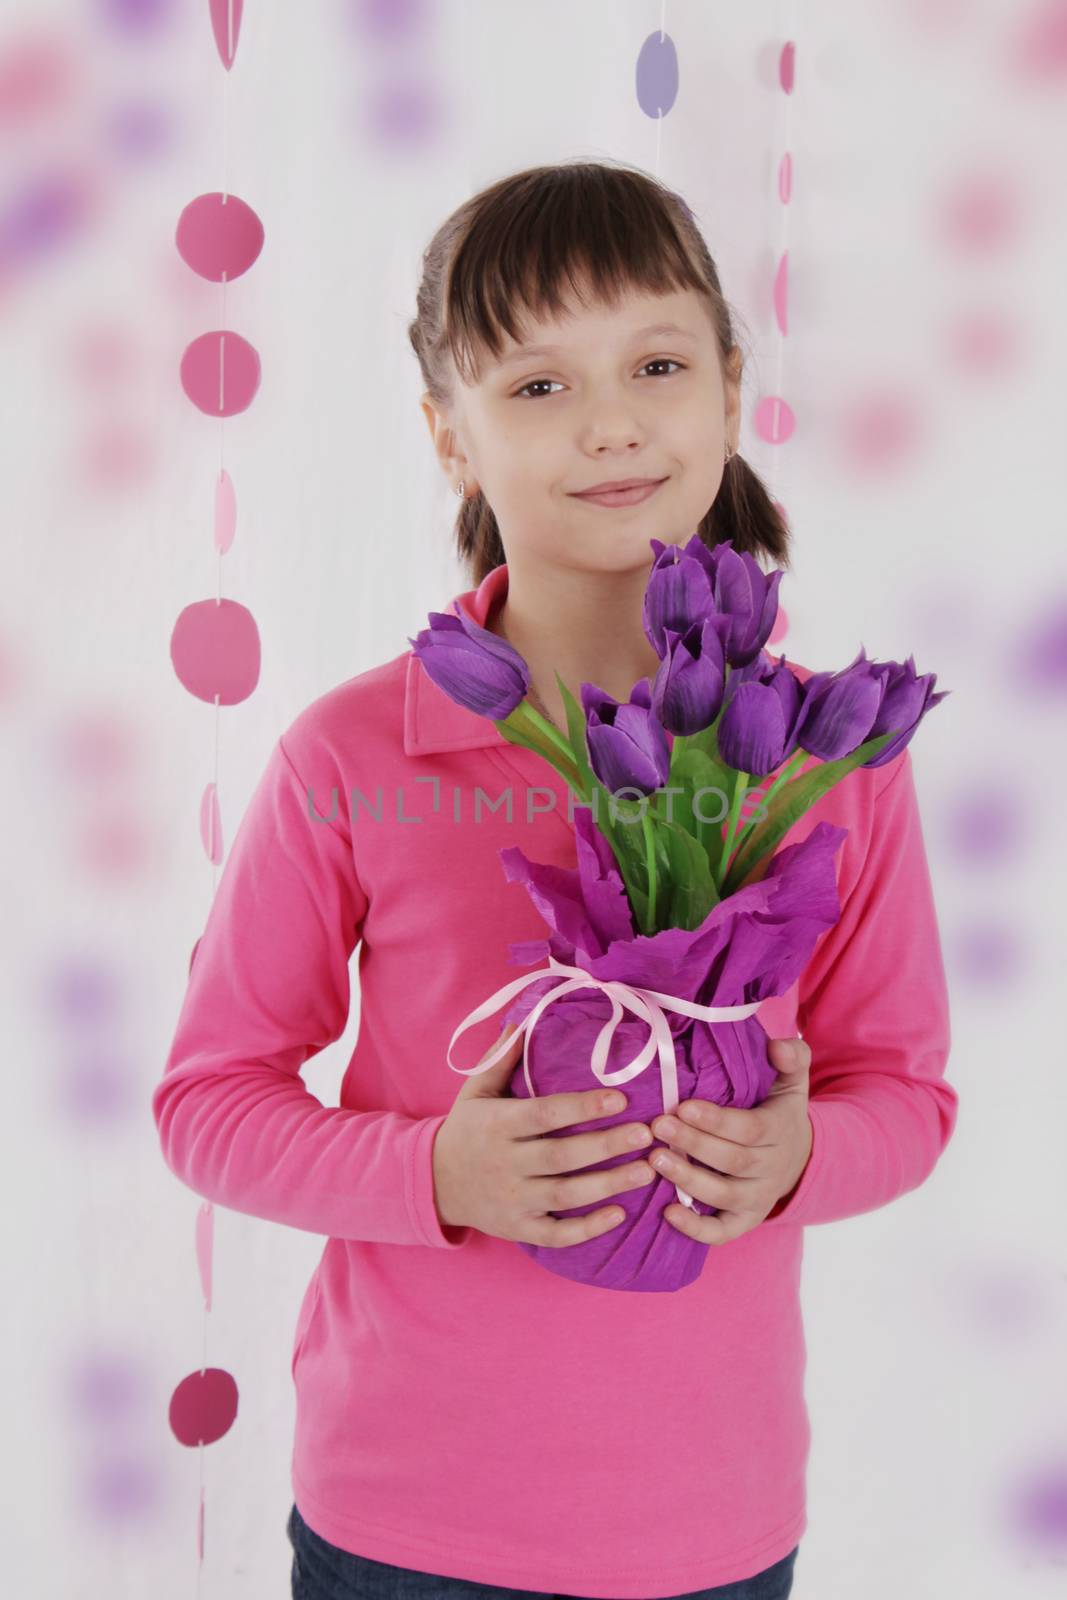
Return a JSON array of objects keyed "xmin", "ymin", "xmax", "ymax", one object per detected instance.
[
  {"xmin": 717, "ymin": 768, "xmax": 749, "ymax": 884},
  {"xmin": 716, "ymin": 749, "xmax": 810, "ymax": 886},
  {"xmin": 497, "ymin": 704, "xmax": 585, "ymax": 798},
  {"xmin": 751, "ymin": 748, "xmax": 809, "ymax": 822},
  {"xmin": 641, "ymin": 806, "xmax": 658, "ymax": 930},
  {"xmin": 522, "ymin": 702, "xmax": 579, "ymax": 764}
]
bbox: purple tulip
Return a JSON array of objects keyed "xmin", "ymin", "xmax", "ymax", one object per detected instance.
[
  {"xmin": 582, "ymin": 678, "xmax": 671, "ymax": 798},
  {"xmin": 862, "ymin": 653, "xmax": 951, "ymax": 768},
  {"xmin": 792, "ymin": 647, "xmax": 887, "ymax": 761},
  {"xmin": 643, "ymin": 539, "xmax": 715, "ymax": 657},
  {"xmin": 407, "ymin": 610, "xmax": 529, "ymax": 719},
  {"xmin": 716, "ymin": 654, "xmax": 806, "ymax": 777},
  {"xmin": 684, "ymin": 535, "xmax": 784, "ymax": 667},
  {"xmin": 649, "ymin": 614, "xmax": 732, "ymax": 735}
]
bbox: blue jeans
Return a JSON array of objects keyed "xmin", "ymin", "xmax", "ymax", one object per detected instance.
[{"xmin": 287, "ymin": 1503, "xmax": 798, "ymax": 1600}]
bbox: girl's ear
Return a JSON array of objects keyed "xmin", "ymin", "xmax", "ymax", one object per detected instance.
[
  {"xmin": 419, "ymin": 392, "xmax": 438, "ymax": 443},
  {"xmin": 723, "ymin": 347, "xmax": 743, "ymax": 433},
  {"xmin": 419, "ymin": 396, "xmax": 453, "ymax": 474}
]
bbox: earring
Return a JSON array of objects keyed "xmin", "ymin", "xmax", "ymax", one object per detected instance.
[
  {"xmin": 724, "ymin": 442, "xmax": 734, "ymax": 465},
  {"xmin": 456, "ymin": 480, "xmax": 465, "ymax": 498}
]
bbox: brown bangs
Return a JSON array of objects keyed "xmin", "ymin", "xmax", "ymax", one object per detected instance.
[{"xmin": 442, "ymin": 162, "xmax": 715, "ymax": 388}]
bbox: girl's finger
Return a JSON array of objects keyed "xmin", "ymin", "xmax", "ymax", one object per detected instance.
[
  {"xmin": 651, "ymin": 1118, "xmax": 767, "ymax": 1180},
  {"xmin": 663, "ymin": 1201, "xmax": 754, "ymax": 1247},
  {"xmin": 650, "ymin": 1146, "xmax": 749, "ymax": 1207}
]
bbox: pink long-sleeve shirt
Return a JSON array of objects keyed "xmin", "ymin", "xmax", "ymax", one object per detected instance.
[{"xmin": 152, "ymin": 561, "xmax": 958, "ymax": 1597}]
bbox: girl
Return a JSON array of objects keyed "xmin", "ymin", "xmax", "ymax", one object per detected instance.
[{"xmin": 153, "ymin": 159, "xmax": 957, "ymax": 1600}]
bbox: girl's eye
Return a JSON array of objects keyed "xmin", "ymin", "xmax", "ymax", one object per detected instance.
[{"xmin": 511, "ymin": 359, "xmax": 687, "ymax": 400}]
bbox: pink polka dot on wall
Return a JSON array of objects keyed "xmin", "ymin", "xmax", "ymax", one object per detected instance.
[
  {"xmin": 938, "ymin": 169, "xmax": 1023, "ymax": 256},
  {"xmin": 839, "ymin": 389, "xmax": 922, "ymax": 474},
  {"xmin": 1005, "ymin": 0, "xmax": 1067, "ymax": 86},
  {"xmin": 170, "ymin": 599, "xmax": 261, "ymax": 705},
  {"xmin": 180, "ymin": 331, "xmax": 261, "ymax": 417},
  {"xmin": 83, "ymin": 422, "xmax": 153, "ymax": 491},
  {"xmin": 944, "ymin": 310, "xmax": 1023, "ymax": 376},
  {"xmin": 768, "ymin": 603, "xmax": 789, "ymax": 648},
  {"xmin": 79, "ymin": 810, "xmax": 152, "ymax": 878},
  {"xmin": 71, "ymin": 323, "xmax": 138, "ymax": 388}
]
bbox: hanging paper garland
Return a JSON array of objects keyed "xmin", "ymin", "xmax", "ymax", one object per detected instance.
[{"xmin": 165, "ymin": 0, "xmax": 261, "ymax": 1575}]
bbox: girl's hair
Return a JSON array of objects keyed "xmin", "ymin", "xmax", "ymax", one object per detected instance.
[{"xmin": 407, "ymin": 158, "xmax": 792, "ymax": 587}]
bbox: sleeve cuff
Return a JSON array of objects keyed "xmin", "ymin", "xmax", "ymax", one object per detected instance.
[{"xmin": 406, "ymin": 1114, "xmax": 475, "ymax": 1249}]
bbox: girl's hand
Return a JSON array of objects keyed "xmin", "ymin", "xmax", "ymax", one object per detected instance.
[
  {"xmin": 648, "ymin": 1037, "xmax": 814, "ymax": 1246},
  {"xmin": 433, "ymin": 1023, "xmax": 659, "ymax": 1245}
]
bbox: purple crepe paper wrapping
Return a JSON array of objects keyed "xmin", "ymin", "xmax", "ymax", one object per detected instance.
[{"xmin": 491, "ymin": 806, "xmax": 849, "ymax": 1292}]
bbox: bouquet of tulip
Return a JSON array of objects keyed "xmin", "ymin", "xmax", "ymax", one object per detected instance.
[{"xmin": 410, "ymin": 535, "xmax": 948, "ymax": 1291}]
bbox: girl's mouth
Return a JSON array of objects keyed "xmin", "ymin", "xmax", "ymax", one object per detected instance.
[{"xmin": 572, "ymin": 478, "xmax": 667, "ymax": 509}]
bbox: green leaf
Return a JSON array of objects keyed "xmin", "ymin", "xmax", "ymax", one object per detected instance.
[
  {"xmin": 663, "ymin": 746, "xmax": 731, "ymax": 862},
  {"xmin": 656, "ymin": 813, "xmax": 720, "ymax": 930},
  {"xmin": 555, "ymin": 673, "xmax": 597, "ymax": 798},
  {"xmin": 672, "ymin": 721, "xmax": 731, "ymax": 789},
  {"xmin": 720, "ymin": 731, "xmax": 897, "ymax": 897}
]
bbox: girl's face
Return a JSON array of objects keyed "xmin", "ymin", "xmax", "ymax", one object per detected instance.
[{"xmin": 422, "ymin": 282, "xmax": 742, "ymax": 578}]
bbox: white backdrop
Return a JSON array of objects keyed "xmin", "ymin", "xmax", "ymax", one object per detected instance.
[{"xmin": 4, "ymin": 1, "xmax": 1066, "ymax": 1596}]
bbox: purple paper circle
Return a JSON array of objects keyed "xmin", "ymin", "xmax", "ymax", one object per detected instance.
[{"xmin": 635, "ymin": 30, "xmax": 679, "ymax": 118}]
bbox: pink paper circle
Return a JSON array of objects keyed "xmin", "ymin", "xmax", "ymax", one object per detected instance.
[
  {"xmin": 200, "ymin": 781, "xmax": 223, "ymax": 863},
  {"xmin": 778, "ymin": 151, "xmax": 793, "ymax": 204},
  {"xmin": 180, "ymin": 331, "xmax": 260, "ymax": 417},
  {"xmin": 168, "ymin": 1367, "xmax": 238, "ymax": 1448},
  {"xmin": 779, "ymin": 41, "xmax": 796, "ymax": 93},
  {"xmin": 209, "ymin": 0, "xmax": 244, "ymax": 70},
  {"xmin": 773, "ymin": 251, "xmax": 789, "ymax": 336},
  {"xmin": 754, "ymin": 395, "xmax": 796, "ymax": 444},
  {"xmin": 175, "ymin": 192, "xmax": 264, "ymax": 282},
  {"xmin": 170, "ymin": 598, "xmax": 261, "ymax": 705}
]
